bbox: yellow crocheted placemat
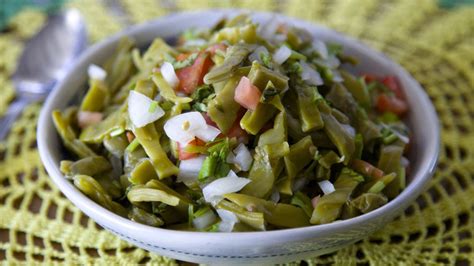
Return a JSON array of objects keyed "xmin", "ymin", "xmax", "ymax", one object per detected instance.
[{"xmin": 1, "ymin": 0, "xmax": 473, "ymax": 265}]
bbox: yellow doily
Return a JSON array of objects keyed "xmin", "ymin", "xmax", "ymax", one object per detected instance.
[{"xmin": 1, "ymin": 0, "xmax": 473, "ymax": 264}]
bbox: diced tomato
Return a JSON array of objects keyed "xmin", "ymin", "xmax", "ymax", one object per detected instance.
[
  {"xmin": 363, "ymin": 74, "xmax": 377, "ymax": 84},
  {"xmin": 227, "ymin": 122, "xmax": 248, "ymax": 141},
  {"xmin": 351, "ymin": 159, "xmax": 385, "ymax": 180},
  {"xmin": 234, "ymin": 77, "xmax": 261, "ymax": 111},
  {"xmin": 176, "ymin": 52, "xmax": 214, "ymax": 94},
  {"xmin": 126, "ymin": 131, "xmax": 135, "ymax": 143},
  {"xmin": 177, "ymin": 138, "xmax": 206, "ymax": 160},
  {"xmin": 177, "ymin": 143, "xmax": 196, "ymax": 160},
  {"xmin": 376, "ymin": 94, "xmax": 408, "ymax": 116},
  {"xmin": 381, "ymin": 76, "xmax": 404, "ymax": 99},
  {"xmin": 311, "ymin": 196, "xmax": 320, "ymax": 208},
  {"xmin": 276, "ymin": 24, "xmax": 288, "ymax": 34},
  {"xmin": 362, "ymin": 74, "xmax": 408, "ymax": 116},
  {"xmin": 235, "ymin": 107, "xmax": 247, "ymax": 121},
  {"xmin": 176, "ymin": 53, "xmax": 191, "ymax": 61},
  {"xmin": 207, "ymin": 43, "xmax": 227, "ymax": 55}
]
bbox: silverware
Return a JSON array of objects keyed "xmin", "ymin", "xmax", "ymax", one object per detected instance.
[{"xmin": 0, "ymin": 9, "xmax": 87, "ymax": 140}]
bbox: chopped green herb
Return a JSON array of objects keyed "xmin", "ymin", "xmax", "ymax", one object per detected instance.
[
  {"xmin": 259, "ymin": 52, "xmax": 273, "ymax": 69},
  {"xmin": 260, "ymin": 81, "xmax": 279, "ymax": 103},
  {"xmin": 287, "ymin": 61, "xmax": 303, "ymax": 75},
  {"xmin": 198, "ymin": 138, "xmax": 231, "ymax": 181},
  {"xmin": 173, "ymin": 53, "xmax": 199, "ymax": 69},
  {"xmin": 381, "ymin": 127, "xmax": 398, "ymax": 145},
  {"xmin": 152, "ymin": 202, "xmax": 168, "ymax": 215},
  {"xmin": 366, "ymin": 81, "xmax": 378, "ymax": 92},
  {"xmin": 191, "ymin": 84, "xmax": 214, "ymax": 102},
  {"xmin": 198, "ymin": 156, "xmax": 218, "ymax": 181},
  {"xmin": 192, "ymin": 102, "xmax": 208, "ymax": 112}
]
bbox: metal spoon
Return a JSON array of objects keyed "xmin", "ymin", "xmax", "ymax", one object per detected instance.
[{"xmin": 0, "ymin": 9, "xmax": 87, "ymax": 139}]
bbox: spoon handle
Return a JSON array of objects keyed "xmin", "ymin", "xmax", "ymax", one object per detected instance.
[{"xmin": 0, "ymin": 98, "xmax": 33, "ymax": 140}]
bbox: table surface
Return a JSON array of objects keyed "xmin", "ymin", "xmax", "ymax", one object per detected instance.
[{"xmin": 0, "ymin": 0, "xmax": 473, "ymax": 265}]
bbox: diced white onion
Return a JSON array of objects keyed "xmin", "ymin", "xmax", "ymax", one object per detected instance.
[
  {"xmin": 338, "ymin": 155, "xmax": 346, "ymax": 163},
  {"xmin": 226, "ymin": 152, "xmax": 236, "ymax": 165},
  {"xmin": 300, "ymin": 61, "xmax": 323, "ymax": 86},
  {"xmin": 87, "ymin": 64, "xmax": 107, "ymax": 81},
  {"xmin": 177, "ymin": 155, "xmax": 206, "ymax": 184},
  {"xmin": 314, "ymin": 56, "xmax": 340, "ymax": 70},
  {"xmin": 217, "ymin": 209, "xmax": 238, "ymax": 223},
  {"xmin": 160, "ymin": 62, "xmax": 179, "ymax": 89},
  {"xmin": 164, "ymin": 112, "xmax": 221, "ymax": 145},
  {"xmin": 184, "ymin": 38, "xmax": 207, "ymax": 47},
  {"xmin": 163, "ymin": 111, "xmax": 207, "ymax": 145},
  {"xmin": 248, "ymin": 46, "xmax": 269, "ymax": 64},
  {"xmin": 128, "ymin": 90, "xmax": 165, "ymax": 128},
  {"xmin": 273, "ymin": 45, "xmax": 292, "ymax": 65},
  {"xmin": 259, "ymin": 17, "xmax": 280, "ymax": 41},
  {"xmin": 326, "ymin": 55, "xmax": 341, "ymax": 69},
  {"xmin": 312, "ymin": 40, "xmax": 328, "ymax": 60},
  {"xmin": 193, "ymin": 210, "xmax": 217, "ymax": 230},
  {"xmin": 216, "ymin": 209, "xmax": 239, "ymax": 232},
  {"xmin": 232, "ymin": 143, "xmax": 253, "ymax": 171},
  {"xmin": 202, "ymin": 171, "xmax": 251, "ymax": 206},
  {"xmin": 273, "ymin": 34, "xmax": 287, "ymax": 43},
  {"xmin": 342, "ymin": 124, "xmax": 356, "ymax": 137},
  {"xmin": 176, "ymin": 91, "xmax": 188, "ymax": 97},
  {"xmin": 154, "ymin": 93, "xmax": 162, "ymax": 102},
  {"xmin": 392, "ymin": 129, "xmax": 410, "ymax": 144},
  {"xmin": 194, "ymin": 125, "xmax": 221, "ymax": 142},
  {"xmin": 220, "ymin": 221, "xmax": 236, "ymax": 232},
  {"xmin": 318, "ymin": 180, "xmax": 335, "ymax": 195},
  {"xmin": 218, "ymin": 221, "xmax": 234, "ymax": 233},
  {"xmin": 401, "ymin": 156, "xmax": 410, "ymax": 168},
  {"xmin": 332, "ymin": 70, "xmax": 343, "ymax": 82}
]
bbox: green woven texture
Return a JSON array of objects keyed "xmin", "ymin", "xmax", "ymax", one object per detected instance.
[{"xmin": 1, "ymin": 0, "xmax": 473, "ymax": 264}]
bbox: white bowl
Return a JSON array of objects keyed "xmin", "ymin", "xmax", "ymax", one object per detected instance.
[{"xmin": 37, "ymin": 10, "xmax": 440, "ymax": 264}]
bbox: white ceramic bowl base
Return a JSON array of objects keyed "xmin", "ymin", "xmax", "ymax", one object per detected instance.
[{"xmin": 38, "ymin": 10, "xmax": 439, "ymax": 264}]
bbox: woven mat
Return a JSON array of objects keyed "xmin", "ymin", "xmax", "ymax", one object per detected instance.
[{"xmin": 1, "ymin": 0, "xmax": 473, "ymax": 265}]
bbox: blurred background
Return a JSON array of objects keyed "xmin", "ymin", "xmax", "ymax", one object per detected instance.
[{"xmin": 1, "ymin": 0, "xmax": 474, "ymax": 30}]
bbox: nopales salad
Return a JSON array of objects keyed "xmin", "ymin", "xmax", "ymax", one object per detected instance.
[{"xmin": 53, "ymin": 15, "xmax": 410, "ymax": 231}]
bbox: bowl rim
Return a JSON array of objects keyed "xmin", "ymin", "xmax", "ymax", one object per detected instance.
[{"xmin": 37, "ymin": 9, "xmax": 440, "ymax": 241}]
